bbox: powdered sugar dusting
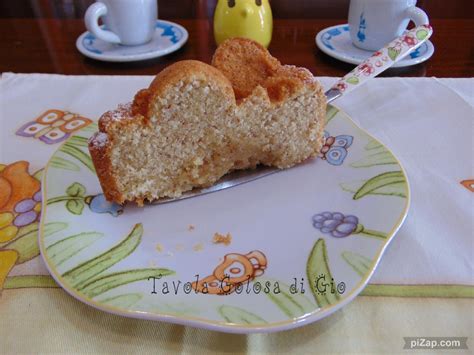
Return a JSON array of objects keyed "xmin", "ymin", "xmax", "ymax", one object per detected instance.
[
  {"xmin": 89, "ymin": 132, "xmax": 108, "ymax": 147},
  {"xmin": 107, "ymin": 102, "xmax": 133, "ymax": 122}
]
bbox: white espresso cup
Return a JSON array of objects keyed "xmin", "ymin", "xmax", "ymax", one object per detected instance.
[
  {"xmin": 85, "ymin": 0, "xmax": 158, "ymax": 46},
  {"xmin": 348, "ymin": 0, "xmax": 429, "ymax": 51}
]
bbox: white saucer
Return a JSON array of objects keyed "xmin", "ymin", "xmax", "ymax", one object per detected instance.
[
  {"xmin": 76, "ymin": 20, "xmax": 188, "ymax": 62},
  {"xmin": 316, "ymin": 24, "xmax": 434, "ymax": 68}
]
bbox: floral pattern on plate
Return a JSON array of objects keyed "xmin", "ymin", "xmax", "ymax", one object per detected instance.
[{"xmin": 39, "ymin": 106, "xmax": 410, "ymax": 333}]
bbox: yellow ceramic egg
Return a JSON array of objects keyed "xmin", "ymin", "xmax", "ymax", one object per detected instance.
[{"xmin": 214, "ymin": 0, "xmax": 273, "ymax": 48}]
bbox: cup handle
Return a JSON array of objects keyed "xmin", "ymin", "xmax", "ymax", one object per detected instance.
[
  {"xmin": 404, "ymin": 6, "xmax": 429, "ymax": 26},
  {"xmin": 85, "ymin": 2, "xmax": 121, "ymax": 44}
]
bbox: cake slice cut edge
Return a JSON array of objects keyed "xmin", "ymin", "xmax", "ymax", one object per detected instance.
[{"xmin": 88, "ymin": 39, "xmax": 327, "ymax": 205}]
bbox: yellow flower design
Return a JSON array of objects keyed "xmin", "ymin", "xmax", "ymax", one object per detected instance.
[
  {"xmin": 0, "ymin": 161, "xmax": 40, "ymax": 212},
  {"xmin": 0, "ymin": 250, "xmax": 18, "ymax": 291},
  {"xmin": 0, "ymin": 212, "xmax": 17, "ymax": 243},
  {"xmin": 0, "ymin": 161, "xmax": 42, "ymax": 291}
]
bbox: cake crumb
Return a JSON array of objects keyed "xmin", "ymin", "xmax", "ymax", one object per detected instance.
[
  {"xmin": 193, "ymin": 243, "xmax": 204, "ymax": 252},
  {"xmin": 155, "ymin": 243, "xmax": 164, "ymax": 252},
  {"xmin": 175, "ymin": 244, "xmax": 184, "ymax": 251},
  {"xmin": 212, "ymin": 232, "xmax": 232, "ymax": 246},
  {"xmin": 188, "ymin": 224, "xmax": 195, "ymax": 231}
]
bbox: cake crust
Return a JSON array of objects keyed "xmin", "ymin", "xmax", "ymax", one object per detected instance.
[
  {"xmin": 212, "ymin": 38, "xmax": 281, "ymax": 100},
  {"xmin": 88, "ymin": 131, "xmax": 121, "ymax": 203}
]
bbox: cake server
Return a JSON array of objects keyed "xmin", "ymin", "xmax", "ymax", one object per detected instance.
[
  {"xmin": 153, "ymin": 24, "xmax": 433, "ymax": 205},
  {"xmin": 323, "ymin": 24, "xmax": 433, "ymax": 103}
]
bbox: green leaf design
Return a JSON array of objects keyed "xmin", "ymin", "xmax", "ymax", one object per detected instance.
[
  {"xmin": 361, "ymin": 284, "xmax": 474, "ymax": 298},
  {"xmin": 340, "ymin": 180, "xmax": 407, "ymax": 199},
  {"xmin": 351, "ymin": 151, "xmax": 398, "ymax": 168},
  {"xmin": 59, "ymin": 143, "xmax": 95, "ymax": 173},
  {"xmin": 33, "ymin": 168, "xmax": 43, "ymax": 181},
  {"xmin": 4, "ymin": 222, "xmax": 68, "ymax": 264},
  {"xmin": 364, "ymin": 181, "xmax": 407, "ymax": 197},
  {"xmin": 307, "ymin": 238, "xmax": 339, "ymax": 307},
  {"xmin": 416, "ymin": 29, "xmax": 429, "ymax": 40},
  {"xmin": 99, "ymin": 293, "xmax": 143, "ymax": 308},
  {"xmin": 342, "ymin": 252, "xmax": 372, "ymax": 277},
  {"xmin": 262, "ymin": 278, "xmax": 316, "ymax": 317},
  {"xmin": 3, "ymin": 275, "xmax": 58, "ymax": 289},
  {"xmin": 4, "ymin": 228, "xmax": 39, "ymax": 264},
  {"xmin": 0, "ymin": 223, "xmax": 36, "ymax": 248},
  {"xmin": 51, "ymin": 156, "xmax": 80, "ymax": 171},
  {"xmin": 80, "ymin": 268, "xmax": 174, "ymax": 298},
  {"xmin": 388, "ymin": 47, "xmax": 400, "ymax": 61},
  {"xmin": 62, "ymin": 224, "xmax": 143, "ymax": 289},
  {"xmin": 346, "ymin": 76, "xmax": 359, "ymax": 85},
  {"xmin": 66, "ymin": 182, "xmax": 86, "ymax": 197},
  {"xmin": 365, "ymin": 139, "xmax": 383, "ymax": 150},
  {"xmin": 18, "ymin": 223, "xmax": 39, "ymax": 236},
  {"xmin": 80, "ymin": 123, "xmax": 98, "ymax": 133},
  {"xmin": 218, "ymin": 305, "xmax": 267, "ymax": 324},
  {"xmin": 66, "ymin": 200, "xmax": 85, "ymax": 215},
  {"xmin": 353, "ymin": 171, "xmax": 407, "ymax": 200},
  {"xmin": 46, "ymin": 232, "xmax": 103, "ymax": 266},
  {"xmin": 43, "ymin": 222, "xmax": 69, "ymax": 238},
  {"xmin": 67, "ymin": 135, "xmax": 89, "ymax": 147},
  {"xmin": 357, "ymin": 226, "xmax": 388, "ymax": 240},
  {"xmin": 325, "ymin": 105, "xmax": 339, "ymax": 124},
  {"xmin": 47, "ymin": 196, "xmax": 83, "ymax": 206}
]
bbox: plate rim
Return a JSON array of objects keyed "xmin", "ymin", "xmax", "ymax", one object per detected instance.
[
  {"xmin": 315, "ymin": 23, "xmax": 434, "ymax": 68},
  {"xmin": 38, "ymin": 105, "xmax": 411, "ymax": 334},
  {"xmin": 75, "ymin": 19, "xmax": 189, "ymax": 63}
]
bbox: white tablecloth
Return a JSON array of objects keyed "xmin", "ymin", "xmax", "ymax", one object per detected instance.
[{"xmin": 1, "ymin": 73, "xmax": 472, "ymax": 353}]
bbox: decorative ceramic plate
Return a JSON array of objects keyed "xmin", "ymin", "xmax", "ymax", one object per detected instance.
[
  {"xmin": 76, "ymin": 20, "xmax": 188, "ymax": 62},
  {"xmin": 316, "ymin": 24, "xmax": 434, "ymax": 68},
  {"xmin": 39, "ymin": 106, "xmax": 410, "ymax": 333}
]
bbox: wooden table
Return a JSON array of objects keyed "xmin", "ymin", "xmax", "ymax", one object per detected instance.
[{"xmin": 1, "ymin": 2, "xmax": 473, "ymax": 77}]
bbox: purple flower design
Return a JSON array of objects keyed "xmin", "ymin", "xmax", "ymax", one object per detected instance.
[
  {"xmin": 311, "ymin": 211, "xmax": 387, "ymax": 239},
  {"xmin": 14, "ymin": 189, "xmax": 42, "ymax": 227},
  {"xmin": 312, "ymin": 212, "xmax": 359, "ymax": 238}
]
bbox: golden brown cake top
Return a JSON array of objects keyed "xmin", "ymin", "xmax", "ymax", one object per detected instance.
[
  {"xmin": 134, "ymin": 60, "xmax": 236, "ymax": 119},
  {"xmin": 212, "ymin": 38, "xmax": 281, "ymax": 100},
  {"xmin": 97, "ymin": 39, "xmax": 320, "ymax": 129},
  {"xmin": 97, "ymin": 60, "xmax": 235, "ymax": 132},
  {"xmin": 212, "ymin": 38, "xmax": 319, "ymax": 104}
]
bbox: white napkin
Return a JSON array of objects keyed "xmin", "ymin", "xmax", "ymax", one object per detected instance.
[{"xmin": 318, "ymin": 76, "xmax": 474, "ymax": 285}]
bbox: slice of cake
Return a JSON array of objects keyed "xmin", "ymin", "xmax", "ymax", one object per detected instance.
[{"xmin": 88, "ymin": 38, "xmax": 327, "ymax": 205}]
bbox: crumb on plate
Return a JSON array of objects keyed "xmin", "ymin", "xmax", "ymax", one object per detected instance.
[
  {"xmin": 193, "ymin": 243, "xmax": 204, "ymax": 252},
  {"xmin": 212, "ymin": 232, "xmax": 232, "ymax": 246}
]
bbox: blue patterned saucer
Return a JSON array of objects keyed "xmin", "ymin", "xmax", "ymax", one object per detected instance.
[
  {"xmin": 316, "ymin": 24, "xmax": 434, "ymax": 68},
  {"xmin": 76, "ymin": 20, "xmax": 188, "ymax": 62}
]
